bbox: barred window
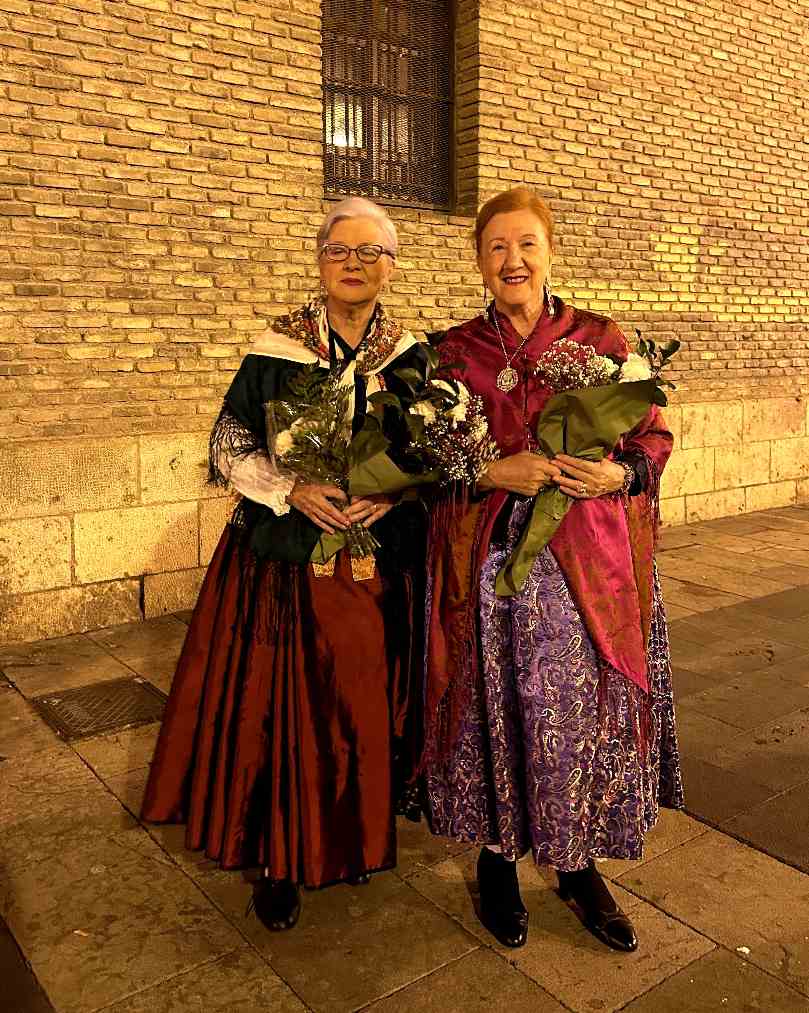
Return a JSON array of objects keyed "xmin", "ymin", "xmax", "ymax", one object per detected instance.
[{"xmin": 322, "ymin": 0, "xmax": 454, "ymax": 210}]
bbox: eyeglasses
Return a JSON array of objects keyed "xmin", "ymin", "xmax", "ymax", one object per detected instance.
[{"xmin": 319, "ymin": 243, "xmax": 395, "ymax": 264}]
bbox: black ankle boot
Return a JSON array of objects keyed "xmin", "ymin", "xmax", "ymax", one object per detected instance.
[
  {"xmin": 251, "ymin": 877, "xmax": 301, "ymax": 931},
  {"xmin": 477, "ymin": 848, "xmax": 528, "ymax": 948},
  {"xmin": 557, "ymin": 862, "xmax": 637, "ymax": 952}
]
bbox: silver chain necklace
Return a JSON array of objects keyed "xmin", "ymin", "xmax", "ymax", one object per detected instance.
[{"xmin": 489, "ymin": 304, "xmax": 533, "ymax": 392}]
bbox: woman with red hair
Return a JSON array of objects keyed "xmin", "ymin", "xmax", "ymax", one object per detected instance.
[{"xmin": 423, "ymin": 187, "xmax": 683, "ymax": 953}]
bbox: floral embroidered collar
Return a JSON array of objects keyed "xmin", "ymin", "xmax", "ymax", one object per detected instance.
[{"xmin": 272, "ymin": 298, "xmax": 407, "ymax": 375}]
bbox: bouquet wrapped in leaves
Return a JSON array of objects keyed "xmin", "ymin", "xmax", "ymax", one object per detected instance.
[
  {"xmin": 267, "ymin": 347, "xmax": 499, "ymax": 565},
  {"xmin": 495, "ymin": 335, "xmax": 679, "ymax": 598}
]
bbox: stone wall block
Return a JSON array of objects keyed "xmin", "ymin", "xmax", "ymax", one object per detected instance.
[
  {"xmin": 200, "ymin": 496, "xmax": 235, "ymax": 565},
  {"xmin": 681, "ymin": 402, "xmax": 743, "ymax": 449},
  {"xmin": 661, "ymin": 405, "xmax": 682, "ymax": 450},
  {"xmin": 770, "ymin": 436, "xmax": 809, "ymax": 483},
  {"xmin": 0, "ymin": 580, "xmax": 141, "ymax": 646},
  {"xmin": 743, "ymin": 398, "xmax": 806, "ymax": 442},
  {"xmin": 0, "ymin": 439, "xmax": 138, "ymax": 520},
  {"xmin": 0, "ymin": 517, "xmax": 72, "ymax": 595},
  {"xmin": 74, "ymin": 504, "xmax": 198, "ymax": 584},
  {"xmin": 140, "ymin": 432, "xmax": 212, "ymax": 505},
  {"xmin": 659, "ymin": 496, "xmax": 685, "ymax": 528},
  {"xmin": 144, "ymin": 568, "xmax": 206, "ymax": 618},
  {"xmin": 746, "ymin": 481, "xmax": 797, "ymax": 513},
  {"xmin": 685, "ymin": 489, "xmax": 746, "ymax": 524},
  {"xmin": 661, "ymin": 447, "xmax": 714, "ymax": 499},
  {"xmin": 714, "ymin": 442, "xmax": 771, "ymax": 490}
]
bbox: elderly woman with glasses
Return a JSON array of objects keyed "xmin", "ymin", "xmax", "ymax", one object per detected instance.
[{"xmin": 141, "ymin": 197, "xmax": 428, "ymax": 931}]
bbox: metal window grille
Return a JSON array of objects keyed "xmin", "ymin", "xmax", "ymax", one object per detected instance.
[{"xmin": 322, "ymin": 0, "xmax": 454, "ymax": 209}]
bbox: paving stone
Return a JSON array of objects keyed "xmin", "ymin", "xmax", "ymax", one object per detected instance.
[
  {"xmin": 670, "ymin": 666, "xmax": 716, "ymax": 700},
  {"xmin": 678, "ymin": 671, "xmax": 809, "ymax": 730},
  {"xmin": 622, "ymin": 947, "xmax": 809, "ymax": 1012},
  {"xmin": 205, "ymin": 869, "xmax": 476, "ymax": 1013},
  {"xmin": 88, "ymin": 615, "xmax": 186, "ymax": 694},
  {"xmin": 395, "ymin": 815, "xmax": 472, "ymax": 879},
  {"xmin": 103, "ymin": 947, "xmax": 306, "ymax": 1013},
  {"xmin": 658, "ymin": 575, "xmax": 745, "ymax": 614},
  {"xmin": 0, "ymin": 748, "xmax": 137, "ymax": 876},
  {"xmin": 74, "ymin": 723, "xmax": 159, "ymax": 779},
  {"xmin": 599, "ymin": 807, "xmax": 709, "ymax": 881},
  {"xmin": 669, "ymin": 631, "xmax": 805, "ymax": 681},
  {"xmin": 622, "ymin": 830, "xmax": 809, "ymax": 998},
  {"xmin": 675, "ymin": 708, "xmax": 744, "ymax": 762},
  {"xmin": 711, "ymin": 707, "xmax": 809, "ymax": 792},
  {"xmin": 0, "ymin": 682, "xmax": 60, "ymax": 759},
  {"xmin": 1, "ymin": 826, "xmax": 243, "ymax": 1013},
  {"xmin": 657, "ymin": 553, "xmax": 792, "ymax": 596},
  {"xmin": 700, "ymin": 605, "xmax": 809, "ymax": 650},
  {"xmin": 408, "ymin": 852, "xmax": 713, "ymax": 1013},
  {"xmin": 367, "ymin": 949, "xmax": 566, "ymax": 1013},
  {"xmin": 724, "ymin": 780, "xmax": 809, "ymax": 874},
  {"xmin": 742, "ymin": 586, "xmax": 809, "ymax": 621},
  {"xmin": 105, "ymin": 767, "xmax": 150, "ymax": 818},
  {"xmin": 679, "ymin": 755, "xmax": 775, "ymax": 825},
  {"xmin": 0, "ymin": 634, "xmax": 133, "ymax": 697}
]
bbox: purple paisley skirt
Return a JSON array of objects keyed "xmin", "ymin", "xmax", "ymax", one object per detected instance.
[{"xmin": 426, "ymin": 500, "xmax": 684, "ymax": 872}]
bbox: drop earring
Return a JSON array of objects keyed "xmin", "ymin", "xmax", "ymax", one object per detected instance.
[
  {"xmin": 482, "ymin": 285, "xmax": 490, "ymax": 320},
  {"xmin": 544, "ymin": 275, "xmax": 555, "ymax": 317}
]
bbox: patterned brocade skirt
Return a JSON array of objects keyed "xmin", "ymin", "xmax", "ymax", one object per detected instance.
[{"xmin": 426, "ymin": 502, "xmax": 684, "ymax": 872}]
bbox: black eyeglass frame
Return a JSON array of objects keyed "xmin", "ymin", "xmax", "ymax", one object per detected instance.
[{"xmin": 318, "ymin": 243, "xmax": 396, "ymax": 264}]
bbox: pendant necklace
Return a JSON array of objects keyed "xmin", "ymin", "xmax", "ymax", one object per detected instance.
[{"xmin": 489, "ymin": 304, "xmax": 533, "ymax": 393}]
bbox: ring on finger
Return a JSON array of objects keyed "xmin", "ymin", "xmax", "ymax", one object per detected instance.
[{"xmin": 579, "ymin": 483, "xmax": 587, "ymax": 496}]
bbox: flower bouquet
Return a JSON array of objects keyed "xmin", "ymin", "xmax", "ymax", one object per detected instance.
[
  {"xmin": 495, "ymin": 334, "xmax": 679, "ymax": 597},
  {"xmin": 266, "ymin": 347, "xmax": 499, "ymax": 566}
]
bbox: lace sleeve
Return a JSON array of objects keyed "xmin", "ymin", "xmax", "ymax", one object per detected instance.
[{"xmin": 208, "ymin": 404, "xmax": 296, "ymax": 516}]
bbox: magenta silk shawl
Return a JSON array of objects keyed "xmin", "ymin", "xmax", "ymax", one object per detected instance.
[{"xmin": 432, "ymin": 299, "xmax": 673, "ymax": 698}]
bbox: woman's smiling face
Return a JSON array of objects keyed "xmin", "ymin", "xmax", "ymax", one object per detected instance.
[{"xmin": 477, "ymin": 208, "xmax": 552, "ymax": 317}]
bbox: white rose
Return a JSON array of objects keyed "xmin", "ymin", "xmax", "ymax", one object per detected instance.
[
  {"xmin": 410, "ymin": 399, "xmax": 438, "ymax": 424},
  {"xmin": 274, "ymin": 429, "xmax": 294, "ymax": 457},
  {"xmin": 449, "ymin": 400, "xmax": 467, "ymax": 424},
  {"xmin": 619, "ymin": 352, "xmax": 652, "ymax": 382}
]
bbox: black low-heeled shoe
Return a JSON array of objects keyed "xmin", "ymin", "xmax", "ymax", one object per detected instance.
[
  {"xmin": 477, "ymin": 847, "xmax": 529, "ymax": 948},
  {"xmin": 557, "ymin": 863, "xmax": 637, "ymax": 952},
  {"xmin": 250, "ymin": 877, "xmax": 301, "ymax": 932}
]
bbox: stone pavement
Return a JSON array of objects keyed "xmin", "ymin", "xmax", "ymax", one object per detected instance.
[{"xmin": 2, "ymin": 505, "xmax": 809, "ymax": 1013}]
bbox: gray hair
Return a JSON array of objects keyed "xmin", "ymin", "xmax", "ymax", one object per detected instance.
[{"xmin": 316, "ymin": 197, "xmax": 398, "ymax": 256}]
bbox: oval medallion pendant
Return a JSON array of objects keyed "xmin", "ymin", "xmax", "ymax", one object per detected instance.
[{"xmin": 496, "ymin": 366, "xmax": 519, "ymax": 392}]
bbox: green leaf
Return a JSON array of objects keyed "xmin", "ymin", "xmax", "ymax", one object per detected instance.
[{"xmin": 393, "ymin": 367, "xmax": 424, "ymax": 389}]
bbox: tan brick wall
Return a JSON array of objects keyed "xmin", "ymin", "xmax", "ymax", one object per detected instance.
[{"xmin": 1, "ymin": 0, "xmax": 808, "ymax": 642}]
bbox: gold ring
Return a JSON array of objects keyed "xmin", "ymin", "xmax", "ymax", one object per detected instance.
[{"xmin": 579, "ymin": 484, "xmax": 587, "ymax": 495}]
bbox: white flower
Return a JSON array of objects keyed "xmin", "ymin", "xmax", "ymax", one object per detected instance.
[
  {"xmin": 592, "ymin": 354, "xmax": 620, "ymax": 380},
  {"xmin": 410, "ymin": 399, "xmax": 438, "ymax": 424},
  {"xmin": 619, "ymin": 352, "xmax": 652, "ymax": 382},
  {"xmin": 274, "ymin": 429, "xmax": 294, "ymax": 457}
]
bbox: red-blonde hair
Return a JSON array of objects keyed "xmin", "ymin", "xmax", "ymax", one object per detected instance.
[{"xmin": 474, "ymin": 187, "xmax": 555, "ymax": 253}]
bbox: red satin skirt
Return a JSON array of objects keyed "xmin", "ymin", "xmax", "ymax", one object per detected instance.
[{"xmin": 141, "ymin": 525, "xmax": 413, "ymax": 887}]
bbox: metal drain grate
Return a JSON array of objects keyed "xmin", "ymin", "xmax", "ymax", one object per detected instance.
[{"xmin": 32, "ymin": 677, "xmax": 166, "ymax": 742}]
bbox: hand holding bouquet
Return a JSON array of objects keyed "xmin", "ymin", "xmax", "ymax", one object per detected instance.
[{"xmin": 495, "ymin": 334, "xmax": 679, "ymax": 597}]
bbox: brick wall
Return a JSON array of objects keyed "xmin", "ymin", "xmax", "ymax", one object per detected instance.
[{"xmin": 1, "ymin": 0, "xmax": 808, "ymax": 643}]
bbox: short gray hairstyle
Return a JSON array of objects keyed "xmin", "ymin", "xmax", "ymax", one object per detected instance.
[{"xmin": 316, "ymin": 197, "xmax": 398, "ymax": 256}]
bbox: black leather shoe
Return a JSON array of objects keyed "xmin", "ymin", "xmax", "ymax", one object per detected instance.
[
  {"xmin": 557, "ymin": 863, "xmax": 637, "ymax": 952},
  {"xmin": 250, "ymin": 877, "xmax": 301, "ymax": 932},
  {"xmin": 348, "ymin": 872, "xmax": 371, "ymax": 885},
  {"xmin": 477, "ymin": 848, "xmax": 528, "ymax": 948}
]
